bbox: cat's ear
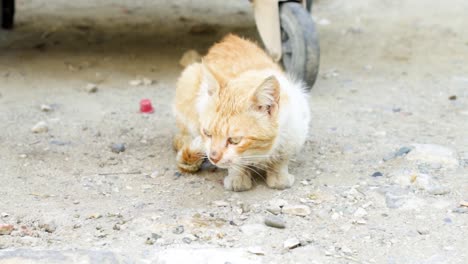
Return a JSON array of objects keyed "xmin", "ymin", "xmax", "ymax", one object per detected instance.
[
  {"xmin": 201, "ymin": 63, "xmax": 220, "ymax": 97},
  {"xmin": 253, "ymin": 75, "xmax": 280, "ymax": 116}
]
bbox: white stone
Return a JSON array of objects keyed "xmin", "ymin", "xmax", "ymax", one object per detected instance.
[
  {"xmin": 341, "ymin": 245, "xmax": 353, "ymax": 255},
  {"xmin": 247, "ymin": 246, "xmax": 265, "ymax": 255},
  {"xmin": 406, "ymin": 144, "xmax": 459, "ymax": 168},
  {"xmin": 212, "ymin": 200, "xmax": 229, "ymax": 207},
  {"xmin": 40, "ymin": 104, "xmax": 53, "ymax": 112},
  {"xmin": 85, "ymin": 83, "xmax": 98, "ymax": 93},
  {"xmin": 353, "ymin": 207, "xmax": 368, "ymax": 218},
  {"xmin": 142, "ymin": 78, "xmax": 154, "ymax": 85},
  {"xmin": 150, "ymin": 171, "xmax": 159, "ymax": 178},
  {"xmin": 179, "ymin": 49, "xmax": 201, "ymax": 67},
  {"xmin": 283, "ymin": 237, "xmax": 301, "ymax": 249},
  {"xmin": 129, "ymin": 79, "xmax": 142, "ymax": 86},
  {"xmin": 331, "ymin": 212, "xmax": 340, "ymax": 220},
  {"xmin": 31, "ymin": 121, "xmax": 48, "ymax": 133},
  {"xmin": 282, "ymin": 205, "xmax": 311, "ymax": 216},
  {"xmin": 266, "ymin": 199, "xmax": 288, "ymax": 215}
]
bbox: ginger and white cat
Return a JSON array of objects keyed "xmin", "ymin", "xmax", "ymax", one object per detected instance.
[{"xmin": 173, "ymin": 34, "xmax": 310, "ymax": 191}]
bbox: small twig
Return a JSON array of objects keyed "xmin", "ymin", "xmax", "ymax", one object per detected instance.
[{"xmin": 97, "ymin": 171, "xmax": 142, "ymax": 176}]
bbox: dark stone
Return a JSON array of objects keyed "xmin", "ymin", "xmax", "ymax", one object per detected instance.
[
  {"xmin": 151, "ymin": 233, "xmax": 161, "ymax": 240},
  {"xmin": 173, "ymin": 225, "xmax": 184, "ymax": 234},
  {"xmin": 50, "ymin": 140, "xmax": 71, "ymax": 146},
  {"xmin": 264, "ymin": 215, "xmax": 286, "ymax": 229},
  {"xmin": 371, "ymin": 172, "xmax": 383, "ymax": 177},
  {"xmin": 395, "ymin": 147, "xmax": 412, "ymax": 157},
  {"xmin": 448, "ymin": 95, "xmax": 457, "ymax": 100},
  {"xmin": 110, "ymin": 143, "xmax": 125, "ymax": 153}
]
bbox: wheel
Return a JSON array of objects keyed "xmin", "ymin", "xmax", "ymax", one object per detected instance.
[
  {"xmin": 279, "ymin": 1, "xmax": 320, "ymax": 89},
  {"xmin": 1, "ymin": 0, "xmax": 15, "ymax": 29}
]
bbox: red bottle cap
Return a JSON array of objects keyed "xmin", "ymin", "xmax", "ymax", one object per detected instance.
[{"xmin": 140, "ymin": 99, "xmax": 154, "ymax": 113}]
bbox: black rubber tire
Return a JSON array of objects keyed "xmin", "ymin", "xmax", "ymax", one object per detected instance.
[
  {"xmin": 279, "ymin": 1, "xmax": 320, "ymax": 89},
  {"xmin": 1, "ymin": 0, "xmax": 15, "ymax": 30}
]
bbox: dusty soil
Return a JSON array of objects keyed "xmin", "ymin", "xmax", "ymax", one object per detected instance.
[{"xmin": 0, "ymin": 0, "xmax": 467, "ymax": 263}]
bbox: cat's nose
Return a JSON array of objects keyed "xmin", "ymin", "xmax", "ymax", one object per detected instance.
[{"xmin": 209, "ymin": 151, "xmax": 222, "ymax": 164}]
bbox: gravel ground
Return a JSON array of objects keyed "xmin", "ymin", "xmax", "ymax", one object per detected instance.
[{"xmin": 0, "ymin": 0, "xmax": 467, "ymax": 263}]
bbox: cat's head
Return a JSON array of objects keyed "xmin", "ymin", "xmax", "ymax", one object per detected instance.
[{"xmin": 197, "ymin": 64, "xmax": 281, "ymax": 168}]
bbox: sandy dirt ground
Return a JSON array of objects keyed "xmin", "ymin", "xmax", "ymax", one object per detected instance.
[{"xmin": 0, "ymin": 0, "xmax": 467, "ymax": 263}]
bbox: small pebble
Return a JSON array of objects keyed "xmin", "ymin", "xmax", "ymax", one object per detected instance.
[
  {"xmin": 182, "ymin": 237, "xmax": 192, "ymax": 244},
  {"xmin": 213, "ymin": 200, "xmax": 229, "ymax": 207},
  {"xmin": 129, "ymin": 79, "xmax": 142, "ymax": 86},
  {"xmin": 41, "ymin": 221, "xmax": 57, "ymax": 233},
  {"xmin": 111, "ymin": 143, "xmax": 126, "ymax": 153},
  {"xmin": 448, "ymin": 95, "xmax": 457, "ymax": 100},
  {"xmin": 247, "ymin": 246, "xmax": 265, "ymax": 255},
  {"xmin": 149, "ymin": 171, "xmax": 159, "ymax": 179},
  {"xmin": 31, "ymin": 121, "xmax": 48, "ymax": 133},
  {"xmin": 283, "ymin": 238, "xmax": 301, "ymax": 249},
  {"xmin": 282, "ymin": 205, "xmax": 311, "ymax": 216},
  {"xmin": 371, "ymin": 171, "xmax": 383, "ymax": 177},
  {"xmin": 173, "ymin": 225, "xmax": 184, "ymax": 234},
  {"xmin": 355, "ymin": 219, "xmax": 367, "ymax": 225},
  {"xmin": 264, "ymin": 215, "xmax": 286, "ymax": 229},
  {"xmin": 142, "ymin": 78, "xmax": 154, "ymax": 86},
  {"xmin": 151, "ymin": 233, "xmax": 162, "ymax": 240},
  {"xmin": 40, "ymin": 104, "xmax": 53, "ymax": 112},
  {"xmin": 428, "ymin": 186, "xmax": 450, "ymax": 195},
  {"xmin": 145, "ymin": 237, "xmax": 155, "ymax": 245},
  {"xmin": 453, "ymin": 207, "xmax": 468, "ymax": 214},
  {"xmin": 85, "ymin": 83, "xmax": 98, "ymax": 93},
  {"xmin": 341, "ymin": 245, "xmax": 353, "ymax": 255},
  {"xmin": 417, "ymin": 228, "xmax": 429, "ymax": 235},
  {"xmin": 395, "ymin": 147, "xmax": 412, "ymax": 157},
  {"xmin": 0, "ymin": 224, "xmax": 14, "ymax": 235},
  {"xmin": 300, "ymin": 180, "xmax": 310, "ymax": 186},
  {"xmin": 87, "ymin": 213, "xmax": 102, "ymax": 219},
  {"xmin": 50, "ymin": 140, "xmax": 71, "ymax": 146},
  {"xmin": 354, "ymin": 208, "xmax": 368, "ymax": 218}
]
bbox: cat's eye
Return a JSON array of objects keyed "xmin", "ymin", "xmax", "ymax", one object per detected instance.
[
  {"xmin": 227, "ymin": 137, "xmax": 242, "ymax": 145},
  {"xmin": 203, "ymin": 129, "xmax": 212, "ymax": 138}
]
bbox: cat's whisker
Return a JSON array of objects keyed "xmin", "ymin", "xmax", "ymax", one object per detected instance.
[
  {"xmin": 233, "ymin": 163, "xmax": 267, "ymax": 183},
  {"xmin": 237, "ymin": 160, "xmax": 273, "ymax": 171}
]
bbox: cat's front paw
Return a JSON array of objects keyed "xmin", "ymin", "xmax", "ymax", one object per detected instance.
[
  {"xmin": 224, "ymin": 174, "xmax": 252, "ymax": 192},
  {"xmin": 176, "ymin": 148, "xmax": 204, "ymax": 173},
  {"xmin": 266, "ymin": 172, "xmax": 295, "ymax": 190}
]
